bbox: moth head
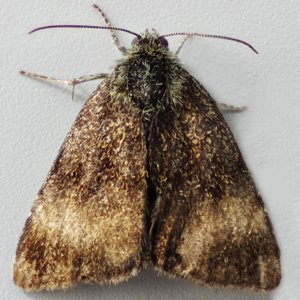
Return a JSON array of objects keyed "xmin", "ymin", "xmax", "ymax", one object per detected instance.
[{"xmin": 131, "ymin": 29, "xmax": 169, "ymax": 49}]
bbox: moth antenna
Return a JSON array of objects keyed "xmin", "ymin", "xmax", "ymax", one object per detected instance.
[
  {"xmin": 29, "ymin": 24, "xmax": 141, "ymax": 38},
  {"xmin": 161, "ymin": 32, "xmax": 258, "ymax": 54}
]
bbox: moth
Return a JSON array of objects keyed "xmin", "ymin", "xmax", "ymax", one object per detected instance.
[{"xmin": 13, "ymin": 4, "xmax": 281, "ymax": 292}]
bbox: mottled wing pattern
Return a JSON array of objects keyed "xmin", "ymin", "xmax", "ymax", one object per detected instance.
[
  {"xmin": 150, "ymin": 76, "xmax": 281, "ymax": 291},
  {"xmin": 13, "ymin": 79, "xmax": 148, "ymax": 291}
]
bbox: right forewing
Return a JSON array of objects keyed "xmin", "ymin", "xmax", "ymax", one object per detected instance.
[{"xmin": 149, "ymin": 76, "xmax": 280, "ymax": 291}]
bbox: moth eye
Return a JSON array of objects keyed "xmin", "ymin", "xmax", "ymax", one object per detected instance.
[
  {"xmin": 131, "ymin": 37, "xmax": 140, "ymax": 46},
  {"xmin": 141, "ymin": 38, "xmax": 149, "ymax": 44},
  {"xmin": 159, "ymin": 37, "xmax": 169, "ymax": 47}
]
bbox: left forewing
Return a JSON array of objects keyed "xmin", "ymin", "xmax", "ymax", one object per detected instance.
[{"xmin": 13, "ymin": 80, "xmax": 148, "ymax": 291}]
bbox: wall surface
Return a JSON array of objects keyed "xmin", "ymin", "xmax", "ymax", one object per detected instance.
[{"xmin": 1, "ymin": 1, "xmax": 300, "ymax": 299}]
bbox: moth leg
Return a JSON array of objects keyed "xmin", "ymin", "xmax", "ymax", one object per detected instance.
[
  {"xmin": 19, "ymin": 71, "xmax": 108, "ymax": 86},
  {"xmin": 20, "ymin": 70, "xmax": 108, "ymax": 99},
  {"xmin": 93, "ymin": 4, "xmax": 126, "ymax": 53},
  {"xmin": 216, "ymin": 100, "xmax": 247, "ymax": 113},
  {"xmin": 175, "ymin": 34, "xmax": 192, "ymax": 55}
]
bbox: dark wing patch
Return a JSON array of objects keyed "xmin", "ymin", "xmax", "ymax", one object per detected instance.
[
  {"xmin": 149, "ymin": 77, "xmax": 281, "ymax": 291},
  {"xmin": 13, "ymin": 79, "xmax": 148, "ymax": 291}
]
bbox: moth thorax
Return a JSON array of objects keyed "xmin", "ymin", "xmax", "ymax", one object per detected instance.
[{"xmin": 127, "ymin": 58, "xmax": 168, "ymax": 114}]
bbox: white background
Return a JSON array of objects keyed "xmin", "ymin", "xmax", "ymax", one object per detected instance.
[{"xmin": 1, "ymin": 1, "xmax": 300, "ymax": 299}]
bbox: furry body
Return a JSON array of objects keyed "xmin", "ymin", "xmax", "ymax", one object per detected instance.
[{"xmin": 13, "ymin": 32, "xmax": 281, "ymax": 291}]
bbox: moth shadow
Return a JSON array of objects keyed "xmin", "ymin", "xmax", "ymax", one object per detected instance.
[
  {"xmin": 28, "ymin": 267, "xmax": 274, "ymax": 300},
  {"xmin": 221, "ymin": 108, "xmax": 248, "ymax": 144}
]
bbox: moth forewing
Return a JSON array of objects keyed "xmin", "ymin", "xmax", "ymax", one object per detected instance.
[
  {"xmin": 13, "ymin": 81, "xmax": 149, "ymax": 290},
  {"xmin": 149, "ymin": 76, "xmax": 281, "ymax": 291}
]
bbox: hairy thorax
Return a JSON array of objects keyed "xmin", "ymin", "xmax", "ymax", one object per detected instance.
[{"xmin": 110, "ymin": 41, "xmax": 188, "ymax": 120}]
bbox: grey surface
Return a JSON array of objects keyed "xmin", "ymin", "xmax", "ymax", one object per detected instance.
[{"xmin": 1, "ymin": 1, "xmax": 300, "ymax": 299}]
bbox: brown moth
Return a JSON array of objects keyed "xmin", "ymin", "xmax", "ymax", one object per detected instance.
[{"xmin": 13, "ymin": 4, "xmax": 280, "ymax": 292}]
